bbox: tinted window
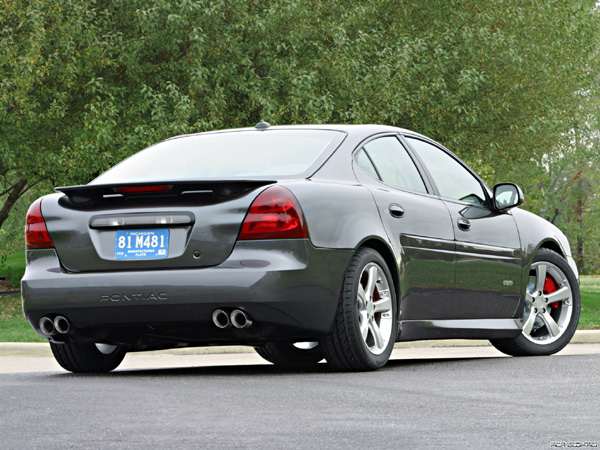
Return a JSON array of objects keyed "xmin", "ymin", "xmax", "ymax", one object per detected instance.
[
  {"xmin": 361, "ymin": 137, "xmax": 427, "ymax": 193},
  {"xmin": 92, "ymin": 130, "xmax": 345, "ymax": 184},
  {"xmin": 406, "ymin": 137, "xmax": 487, "ymax": 206}
]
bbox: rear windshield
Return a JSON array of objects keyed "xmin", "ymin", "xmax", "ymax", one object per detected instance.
[{"xmin": 91, "ymin": 129, "xmax": 345, "ymax": 184}]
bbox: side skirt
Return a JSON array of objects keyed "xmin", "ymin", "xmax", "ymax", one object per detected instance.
[{"xmin": 398, "ymin": 318, "xmax": 522, "ymax": 342}]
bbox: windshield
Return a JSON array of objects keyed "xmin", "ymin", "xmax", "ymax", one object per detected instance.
[{"xmin": 91, "ymin": 129, "xmax": 345, "ymax": 184}]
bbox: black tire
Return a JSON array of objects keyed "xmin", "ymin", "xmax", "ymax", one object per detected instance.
[
  {"xmin": 320, "ymin": 248, "xmax": 397, "ymax": 371},
  {"xmin": 490, "ymin": 248, "xmax": 580, "ymax": 356},
  {"xmin": 50, "ymin": 341, "xmax": 126, "ymax": 373},
  {"xmin": 254, "ymin": 341, "xmax": 323, "ymax": 369}
]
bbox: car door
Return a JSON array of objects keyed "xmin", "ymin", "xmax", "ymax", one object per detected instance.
[
  {"xmin": 353, "ymin": 135, "xmax": 457, "ymax": 321},
  {"xmin": 404, "ymin": 136, "xmax": 523, "ymax": 319}
]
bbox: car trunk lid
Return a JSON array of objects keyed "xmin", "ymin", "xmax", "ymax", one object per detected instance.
[{"xmin": 43, "ymin": 180, "xmax": 274, "ymax": 272}]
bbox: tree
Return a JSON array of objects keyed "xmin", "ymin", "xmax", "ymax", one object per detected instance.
[
  {"xmin": 513, "ymin": 94, "xmax": 600, "ymax": 274},
  {"xmin": 1, "ymin": 0, "xmax": 599, "ymax": 236}
]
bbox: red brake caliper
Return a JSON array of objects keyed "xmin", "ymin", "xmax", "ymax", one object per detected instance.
[
  {"xmin": 373, "ymin": 287, "xmax": 381, "ymax": 320},
  {"xmin": 543, "ymin": 276, "xmax": 560, "ymax": 309}
]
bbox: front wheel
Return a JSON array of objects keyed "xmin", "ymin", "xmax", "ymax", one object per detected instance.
[
  {"xmin": 320, "ymin": 248, "xmax": 397, "ymax": 371},
  {"xmin": 50, "ymin": 341, "xmax": 126, "ymax": 373},
  {"xmin": 491, "ymin": 248, "xmax": 580, "ymax": 356}
]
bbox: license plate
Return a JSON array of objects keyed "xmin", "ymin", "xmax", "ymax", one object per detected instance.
[{"xmin": 115, "ymin": 229, "xmax": 170, "ymax": 260}]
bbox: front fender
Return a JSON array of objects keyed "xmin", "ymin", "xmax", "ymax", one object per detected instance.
[{"xmin": 511, "ymin": 208, "xmax": 579, "ymax": 307}]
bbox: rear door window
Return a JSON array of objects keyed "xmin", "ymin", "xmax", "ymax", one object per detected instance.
[{"xmin": 358, "ymin": 136, "xmax": 427, "ymax": 194}]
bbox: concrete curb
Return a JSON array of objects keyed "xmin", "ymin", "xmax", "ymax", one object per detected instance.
[{"xmin": 1, "ymin": 330, "xmax": 599, "ymax": 358}]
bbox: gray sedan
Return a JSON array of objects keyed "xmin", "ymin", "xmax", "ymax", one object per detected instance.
[{"xmin": 22, "ymin": 123, "xmax": 580, "ymax": 372}]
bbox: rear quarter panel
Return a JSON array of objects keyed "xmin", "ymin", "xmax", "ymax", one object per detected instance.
[{"xmin": 283, "ymin": 181, "xmax": 390, "ymax": 251}]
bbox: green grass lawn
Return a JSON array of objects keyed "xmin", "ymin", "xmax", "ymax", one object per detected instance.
[
  {"xmin": 0, "ymin": 293, "xmax": 45, "ymax": 342},
  {"xmin": 579, "ymin": 275, "xmax": 600, "ymax": 330},
  {"xmin": 0, "ymin": 251, "xmax": 25, "ymax": 288},
  {"xmin": 1, "ymin": 276, "xmax": 599, "ymax": 343}
]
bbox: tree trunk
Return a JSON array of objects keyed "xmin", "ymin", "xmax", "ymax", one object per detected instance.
[{"xmin": 0, "ymin": 178, "xmax": 28, "ymax": 230}]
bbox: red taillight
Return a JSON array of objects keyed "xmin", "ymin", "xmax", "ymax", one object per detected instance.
[
  {"xmin": 238, "ymin": 186, "xmax": 309, "ymax": 240},
  {"xmin": 114, "ymin": 184, "xmax": 171, "ymax": 194},
  {"xmin": 25, "ymin": 198, "xmax": 54, "ymax": 249}
]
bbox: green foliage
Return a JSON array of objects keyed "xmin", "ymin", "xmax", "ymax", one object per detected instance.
[
  {"xmin": 507, "ymin": 90, "xmax": 600, "ymax": 273},
  {"xmin": 0, "ymin": 251, "xmax": 26, "ymax": 288},
  {"xmin": 0, "ymin": 293, "xmax": 46, "ymax": 342},
  {"xmin": 0, "ymin": 183, "xmax": 49, "ymax": 266},
  {"xmin": 579, "ymin": 276, "xmax": 600, "ymax": 329},
  {"xmin": 0, "ymin": 316, "xmax": 47, "ymax": 342},
  {"xmin": 1, "ymin": 0, "xmax": 600, "ymax": 267}
]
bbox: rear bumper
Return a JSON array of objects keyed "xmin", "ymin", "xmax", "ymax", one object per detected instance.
[{"xmin": 22, "ymin": 240, "xmax": 352, "ymax": 345}]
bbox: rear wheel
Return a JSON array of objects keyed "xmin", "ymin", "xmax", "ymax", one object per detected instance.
[
  {"xmin": 320, "ymin": 248, "xmax": 397, "ymax": 371},
  {"xmin": 50, "ymin": 341, "xmax": 126, "ymax": 373},
  {"xmin": 254, "ymin": 341, "xmax": 323, "ymax": 369},
  {"xmin": 491, "ymin": 248, "xmax": 580, "ymax": 356}
]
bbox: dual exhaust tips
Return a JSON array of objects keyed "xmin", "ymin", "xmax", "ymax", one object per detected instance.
[
  {"xmin": 39, "ymin": 316, "xmax": 70, "ymax": 336},
  {"xmin": 42, "ymin": 311, "xmax": 251, "ymax": 335},
  {"xmin": 212, "ymin": 309, "xmax": 253, "ymax": 330}
]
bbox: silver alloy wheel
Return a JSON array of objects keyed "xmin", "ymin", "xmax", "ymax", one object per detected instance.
[
  {"xmin": 522, "ymin": 261, "xmax": 573, "ymax": 345},
  {"xmin": 357, "ymin": 262, "xmax": 393, "ymax": 355}
]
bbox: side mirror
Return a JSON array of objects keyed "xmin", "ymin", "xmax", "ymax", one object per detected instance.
[{"xmin": 493, "ymin": 183, "xmax": 524, "ymax": 212}]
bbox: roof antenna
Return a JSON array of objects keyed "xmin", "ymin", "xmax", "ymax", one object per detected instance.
[{"xmin": 255, "ymin": 120, "xmax": 271, "ymax": 130}]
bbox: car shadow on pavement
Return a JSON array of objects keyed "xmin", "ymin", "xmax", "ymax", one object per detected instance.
[{"xmin": 41, "ymin": 356, "xmax": 506, "ymax": 378}]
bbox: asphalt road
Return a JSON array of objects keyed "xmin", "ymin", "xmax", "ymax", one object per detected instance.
[{"xmin": 1, "ymin": 344, "xmax": 599, "ymax": 449}]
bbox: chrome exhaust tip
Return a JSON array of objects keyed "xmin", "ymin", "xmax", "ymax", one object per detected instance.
[
  {"xmin": 54, "ymin": 316, "xmax": 70, "ymax": 334},
  {"xmin": 212, "ymin": 309, "xmax": 231, "ymax": 329},
  {"xmin": 230, "ymin": 309, "xmax": 253, "ymax": 329},
  {"xmin": 39, "ymin": 317, "xmax": 56, "ymax": 336}
]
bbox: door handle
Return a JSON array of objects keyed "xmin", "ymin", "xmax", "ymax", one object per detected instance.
[
  {"xmin": 457, "ymin": 218, "xmax": 471, "ymax": 231},
  {"xmin": 389, "ymin": 204, "xmax": 405, "ymax": 218}
]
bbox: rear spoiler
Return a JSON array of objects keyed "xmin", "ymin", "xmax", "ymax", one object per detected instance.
[{"xmin": 56, "ymin": 180, "xmax": 275, "ymax": 204}]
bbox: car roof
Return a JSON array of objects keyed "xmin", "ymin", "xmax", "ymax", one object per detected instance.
[{"xmin": 161, "ymin": 123, "xmax": 429, "ymax": 144}]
